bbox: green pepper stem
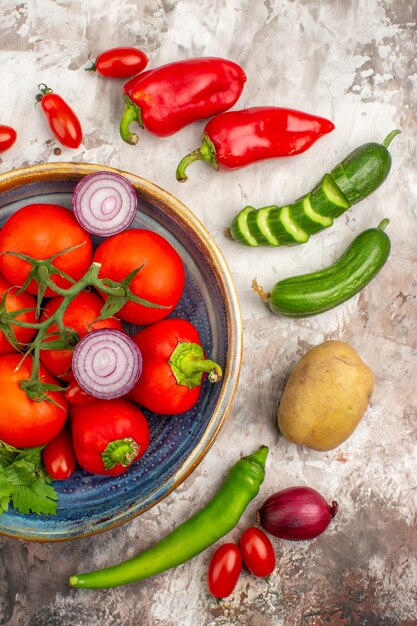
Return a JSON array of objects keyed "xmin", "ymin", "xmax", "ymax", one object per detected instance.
[
  {"xmin": 169, "ymin": 341, "xmax": 222, "ymax": 389},
  {"xmin": 175, "ymin": 134, "xmax": 218, "ymax": 182},
  {"xmin": 120, "ymin": 95, "xmax": 142, "ymax": 145},
  {"xmin": 382, "ymin": 129, "xmax": 401, "ymax": 148},
  {"xmin": 101, "ymin": 438, "xmax": 140, "ymax": 470}
]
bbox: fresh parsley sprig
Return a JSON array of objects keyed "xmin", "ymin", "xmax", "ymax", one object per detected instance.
[{"xmin": 0, "ymin": 441, "xmax": 58, "ymax": 516}]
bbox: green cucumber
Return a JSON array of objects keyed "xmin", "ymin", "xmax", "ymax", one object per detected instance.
[
  {"xmin": 330, "ymin": 162, "xmax": 362, "ymax": 204},
  {"xmin": 291, "ymin": 195, "xmax": 333, "ymax": 234},
  {"xmin": 230, "ymin": 206, "xmax": 258, "ymax": 246},
  {"xmin": 247, "ymin": 208, "xmax": 273, "ymax": 245},
  {"xmin": 254, "ymin": 207, "xmax": 281, "ymax": 246},
  {"xmin": 266, "ymin": 206, "xmax": 308, "ymax": 245},
  {"xmin": 309, "ymin": 173, "xmax": 351, "ymax": 218},
  {"xmin": 262, "ymin": 219, "xmax": 391, "ymax": 317},
  {"xmin": 229, "ymin": 131, "xmax": 399, "ymax": 247}
]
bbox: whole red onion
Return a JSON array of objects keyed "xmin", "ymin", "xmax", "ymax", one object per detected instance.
[{"xmin": 256, "ymin": 486, "xmax": 338, "ymax": 541}]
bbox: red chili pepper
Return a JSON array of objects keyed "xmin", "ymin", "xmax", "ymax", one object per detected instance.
[
  {"xmin": 70, "ymin": 398, "xmax": 150, "ymax": 476},
  {"xmin": 86, "ymin": 47, "xmax": 149, "ymax": 78},
  {"xmin": 176, "ymin": 106, "xmax": 335, "ymax": 181},
  {"xmin": 42, "ymin": 428, "xmax": 77, "ymax": 481},
  {"xmin": 120, "ymin": 57, "xmax": 246, "ymax": 144},
  {"xmin": 37, "ymin": 83, "xmax": 83, "ymax": 149},
  {"xmin": 129, "ymin": 318, "xmax": 223, "ymax": 415},
  {"xmin": 0, "ymin": 125, "xmax": 17, "ymax": 153}
]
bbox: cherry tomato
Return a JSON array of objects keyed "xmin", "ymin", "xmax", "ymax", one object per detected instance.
[
  {"xmin": 42, "ymin": 428, "xmax": 76, "ymax": 480},
  {"xmin": 93, "ymin": 229, "xmax": 185, "ymax": 325},
  {"xmin": 207, "ymin": 543, "xmax": 242, "ymax": 599},
  {"xmin": 0, "ymin": 274, "xmax": 37, "ymax": 355},
  {"xmin": 37, "ymin": 84, "xmax": 83, "ymax": 149},
  {"xmin": 40, "ymin": 290, "xmax": 123, "ymax": 380},
  {"xmin": 89, "ymin": 47, "xmax": 149, "ymax": 78},
  {"xmin": 0, "ymin": 203, "xmax": 93, "ymax": 296},
  {"xmin": 65, "ymin": 379, "xmax": 95, "ymax": 405},
  {"xmin": 0, "ymin": 125, "xmax": 17, "ymax": 153},
  {"xmin": 239, "ymin": 527, "xmax": 276, "ymax": 578},
  {"xmin": 0, "ymin": 353, "xmax": 68, "ymax": 448}
]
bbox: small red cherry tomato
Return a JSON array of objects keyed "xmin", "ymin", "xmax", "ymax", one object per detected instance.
[
  {"xmin": 42, "ymin": 428, "xmax": 77, "ymax": 480},
  {"xmin": 207, "ymin": 543, "xmax": 242, "ymax": 599},
  {"xmin": 37, "ymin": 84, "xmax": 83, "ymax": 149},
  {"xmin": 0, "ymin": 125, "xmax": 17, "ymax": 153},
  {"xmin": 239, "ymin": 527, "xmax": 276, "ymax": 578},
  {"xmin": 88, "ymin": 47, "xmax": 149, "ymax": 78}
]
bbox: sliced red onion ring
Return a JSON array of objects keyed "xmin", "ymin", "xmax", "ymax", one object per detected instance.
[
  {"xmin": 72, "ymin": 329, "xmax": 142, "ymax": 399},
  {"xmin": 72, "ymin": 171, "xmax": 138, "ymax": 236}
]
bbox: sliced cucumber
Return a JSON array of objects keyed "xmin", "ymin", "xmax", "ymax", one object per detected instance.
[
  {"xmin": 256, "ymin": 207, "xmax": 281, "ymax": 246},
  {"xmin": 330, "ymin": 163, "xmax": 362, "ymax": 204},
  {"xmin": 247, "ymin": 209, "xmax": 273, "ymax": 245},
  {"xmin": 290, "ymin": 195, "xmax": 333, "ymax": 235},
  {"xmin": 230, "ymin": 206, "xmax": 258, "ymax": 246},
  {"xmin": 310, "ymin": 173, "xmax": 351, "ymax": 218},
  {"xmin": 228, "ymin": 132, "xmax": 399, "ymax": 248},
  {"xmin": 279, "ymin": 205, "xmax": 309, "ymax": 243},
  {"xmin": 267, "ymin": 207, "xmax": 302, "ymax": 245}
]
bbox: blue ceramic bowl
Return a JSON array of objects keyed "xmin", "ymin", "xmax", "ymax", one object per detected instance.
[{"xmin": 0, "ymin": 163, "xmax": 242, "ymax": 541}]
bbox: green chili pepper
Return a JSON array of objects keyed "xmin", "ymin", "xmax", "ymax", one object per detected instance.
[{"xmin": 69, "ymin": 445, "xmax": 268, "ymax": 589}]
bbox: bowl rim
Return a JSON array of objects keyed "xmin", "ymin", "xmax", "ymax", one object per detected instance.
[{"xmin": 0, "ymin": 161, "xmax": 243, "ymax": 542}]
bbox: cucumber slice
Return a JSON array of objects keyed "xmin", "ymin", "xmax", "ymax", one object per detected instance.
[
  {"xmin": 267, "ymin": 207, "xmax": 301, "ymax": 245},
  {"xmin": 290, "ymin": 196, "xmax": 332, "ymax": 235},
  {"xmin": 330, "ymin": 163, "xmax": 362, "ymax": 204},
  {"xmin": 247, "ymin": 209, "xmax": 273, "ymax": 245},
  {"xmin": 256, "ymin": 206, "xmax": 281, "ymax": 246},
  {"xmin": 230, "ymin": 206, "xmax": 258, "ymax": 246},
  {"xmin": 310, "ymin": 173, "xmax": 351, "ymax": 218},
  {"xmin": 279, "ymin": 205, "xmax": 309, "ymax": 243}
]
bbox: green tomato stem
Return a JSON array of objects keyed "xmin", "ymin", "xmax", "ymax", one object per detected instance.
[
  {"xmin": 169, "ymin": 341, "xmax": 222, "ymax": 389},
  {"xmin": 0, "ymin": 251, "xmax": 157, "ymax": 402}
]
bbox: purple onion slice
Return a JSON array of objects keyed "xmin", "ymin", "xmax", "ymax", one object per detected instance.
[
  {"xmin": 72, "ymin": 329, "xmax": 142, "ymax": 399},
  {"xmin": 72, "ymin": 171, "xmax": 138, "ymax": 236}
]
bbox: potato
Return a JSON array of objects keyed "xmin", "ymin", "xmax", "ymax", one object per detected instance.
[{"xmin": 277, "ymin": 340, "xmax": 374, "ymax": 451}]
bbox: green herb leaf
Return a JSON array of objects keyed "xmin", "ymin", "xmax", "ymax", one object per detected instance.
[
  {"xmin": 0, "ymin": 441, "xmax": 59, "ymax": 517},
  {"xmin": 0, "ymin": 468, "xmax": 13, "ymax": 513}
]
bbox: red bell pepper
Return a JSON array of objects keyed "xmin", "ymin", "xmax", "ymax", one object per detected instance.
[
  {"xmin": 129, "ymin": 319, "xmax": 222, "ymax": 415},
  {"xmin": 120, "ymin": 57, "xmax": 246, "ymax": 144},
  {"xmin": 70, "ymin": 398, "xmax": 150, "ymax": 476},
  {"xmin": 176, "ymin": 106, "xmax": 335, "ymax": 181}
]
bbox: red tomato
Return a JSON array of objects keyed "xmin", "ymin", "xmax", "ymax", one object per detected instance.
[
  {"xmin": 0, "ymin": 274, "xmax": 37, "ymax": 355},
  {"xmin": 0, "ymin": 204, "xmax": 93, "ymax": 296},
  {"xmin": 71, "ymin": 398, "xmax": 150, "ymax": 476},
  {"xmin": 207, "ymin": 543, "xmax": 242, "ymax": 599},
  {"xmin": 0, "ymin": 353, "xmax": 68, "ymax": 448},
  {"xmin": 92, "ymin": 47, "xmax": 149, "ymax": 78},
  {"xmin": 0, "ymin": 125, "xmax": 17, "ymax": 153},
  {"xmin": 40, "ymin": 290, "xmax": 123, "ymax": 380},
  {"xmin": 239, "ymin": 527, "xmax": 276, "ymax": 578},
  {"xmin": 65, "ymin": 379, "xmax": 95, "ymax": 405},
  {"xmin": 93, "ymin": 229, "xmax": 185, "ymax": 325},
  {"xmin": 42, "ymin": 428, "xmax": 76, "ymax": 480},
  {"xmin": 38, "ymin": 84, "xmax": 83, "ymax": 149}
]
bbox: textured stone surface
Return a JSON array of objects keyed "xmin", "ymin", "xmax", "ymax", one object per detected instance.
[{"xmin": 0, "ymin": 1, "xmax": 416, "ymax": 624}]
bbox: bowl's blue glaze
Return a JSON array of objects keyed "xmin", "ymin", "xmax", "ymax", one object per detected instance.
[{"xmin": 0, "ymin": 163, "xmax": 242, "ymax": 541}]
